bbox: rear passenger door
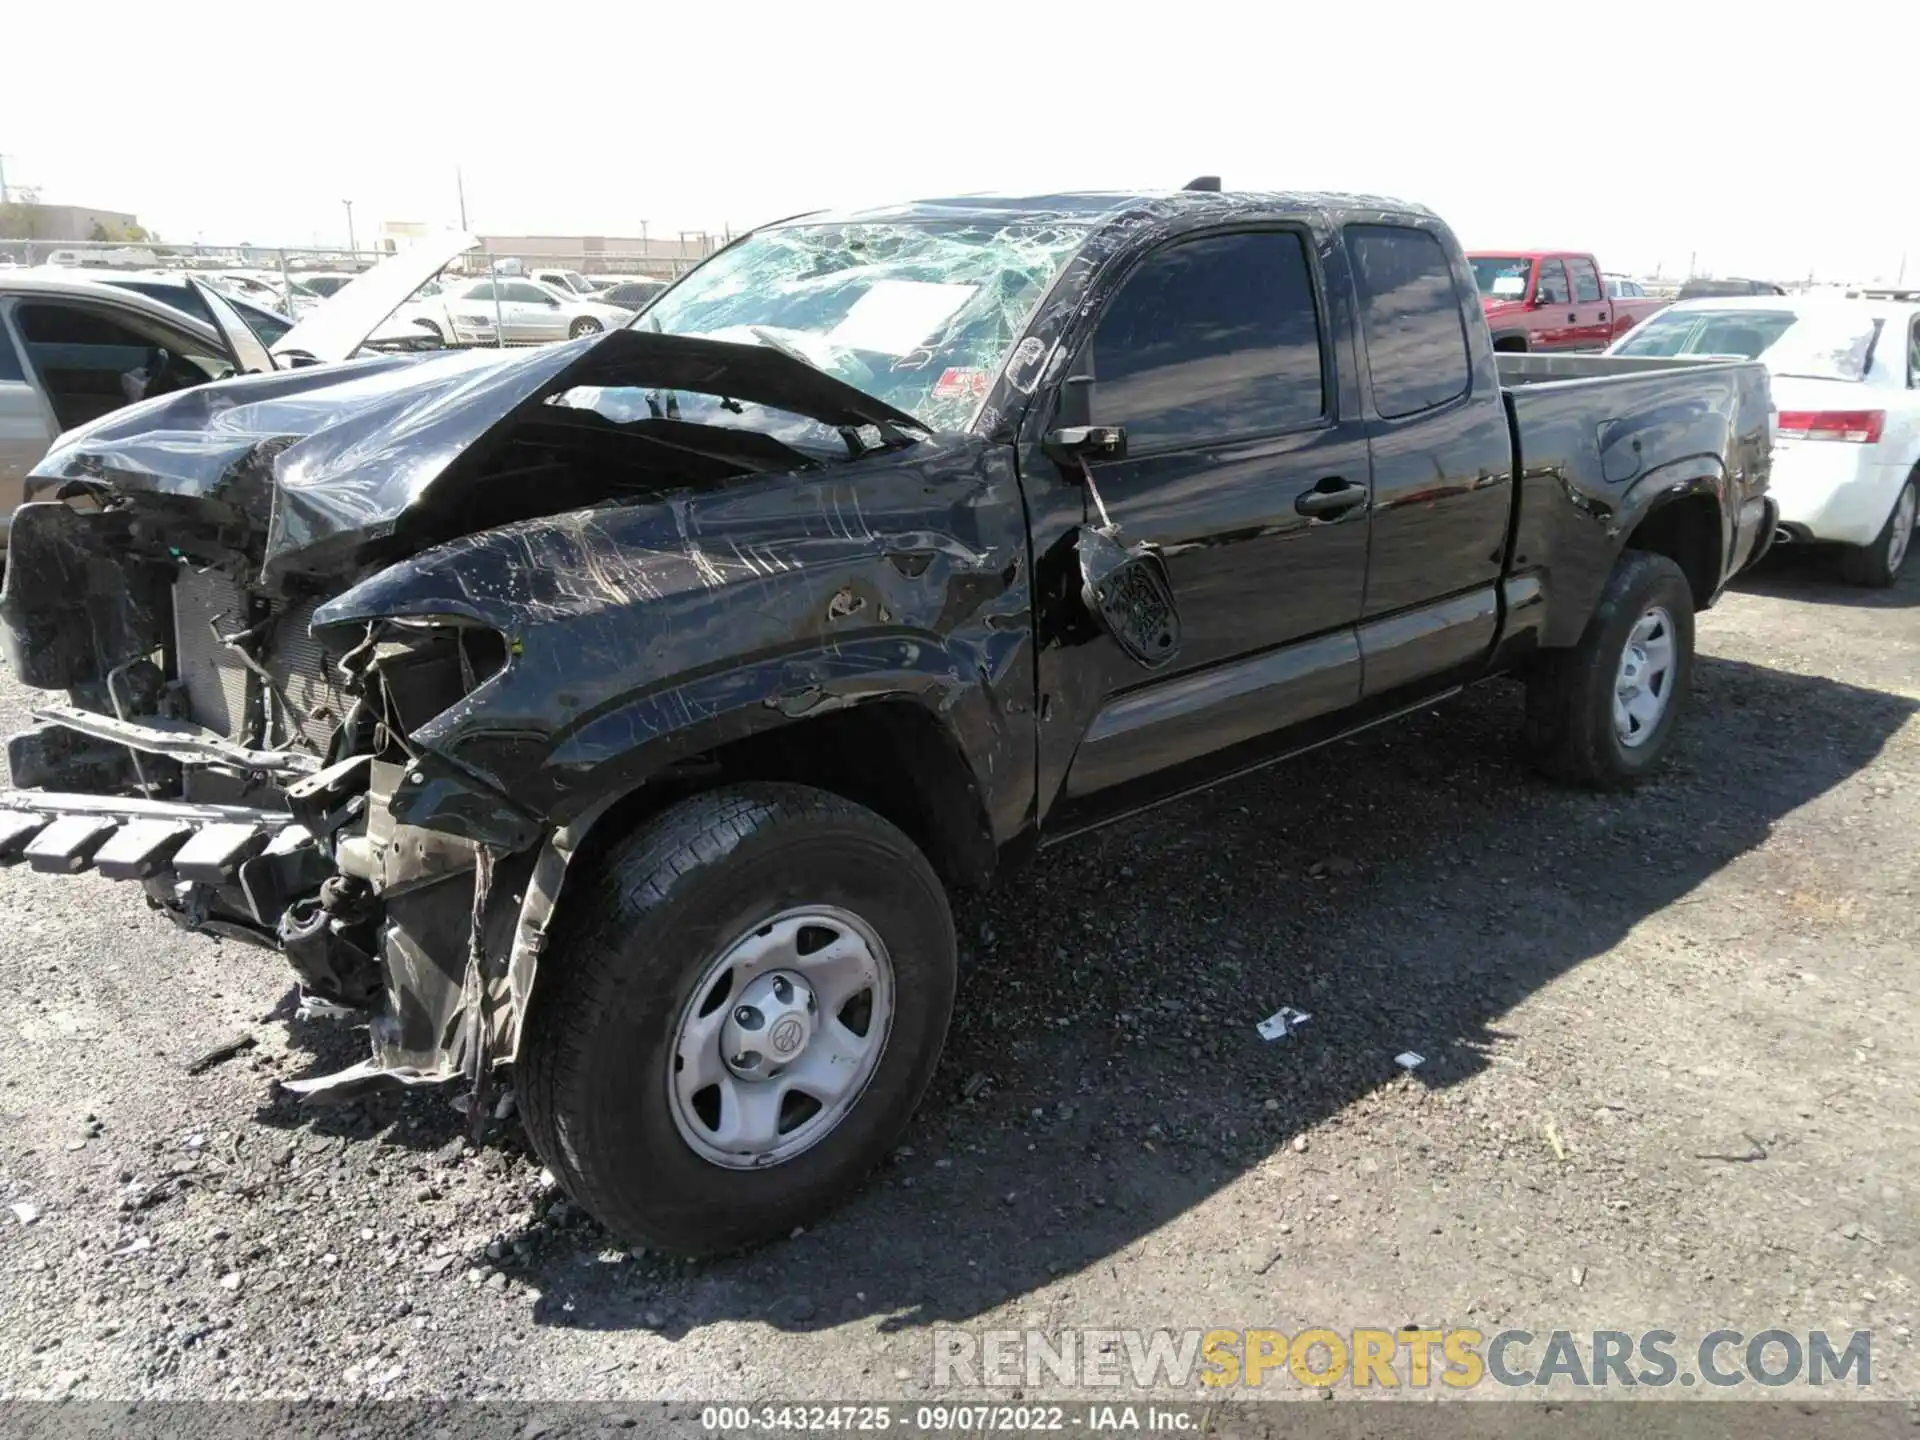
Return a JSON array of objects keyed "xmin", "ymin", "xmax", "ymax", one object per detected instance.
[
  {"xmin": 1040, "ymin": 226, "xmax": 1375, "ymax": 819},
  {"xmin": 1566, "ymin": 257, "xmax": 1612, "ymax": 348},
  {"xmin": 1343, "ymin": 223, "xmax": 1514, "ymax": 697},
  {"xmin": 1533, "ymin": 258, "xmax": 1576, "ymax": 349}
]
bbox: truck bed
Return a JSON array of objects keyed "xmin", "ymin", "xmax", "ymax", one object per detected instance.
[{"xmin": 1497, "ymin": 350, "xmax": 1776, "ymax": 647}]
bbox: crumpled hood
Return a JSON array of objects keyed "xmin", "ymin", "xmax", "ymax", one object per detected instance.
[{"xmin": 27, "ymin": 329, "xmax": 928, "ymax": 583}]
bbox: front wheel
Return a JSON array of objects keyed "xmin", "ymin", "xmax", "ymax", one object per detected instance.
[
  {"xmin": 569, "ymin": 317, "xmax": 603, "ymax": 339},
  {"xmin": 1838, "ymin": 474, "xmax": 1916, "ymax": 588},
  {"xmin": 1521, "ymin": 550, "xmax": 1696, "ymax": 789},
  {"xmin": 518, "ymin": 784, "xmax": 956, "ymax": 1254}
]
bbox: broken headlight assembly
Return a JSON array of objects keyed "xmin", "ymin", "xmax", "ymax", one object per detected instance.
[
  {"xmin": 350, "ymin": 615, "xmax": 512, "ymax": 744},
  {"xmin": 325, "ymin": 615, "xmax": 542, "ymax": 852}
]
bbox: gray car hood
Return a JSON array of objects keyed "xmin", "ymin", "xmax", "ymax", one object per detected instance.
[{"xmin": 28, "ymin": 328, "xmax": 929, "ymax": 582}]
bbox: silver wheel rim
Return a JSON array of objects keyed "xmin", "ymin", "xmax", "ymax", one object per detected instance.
[
  {"xmin": 1887, "ymin": 483, "xmax": 1916, "ymax": 576},
  {"xmin": 667, "ymin": 906, "xmax": 895, "ymax": 1170},
  {"xmin": 1613, "ymin": 605, "xmax": 1677, "ymax": 749}
]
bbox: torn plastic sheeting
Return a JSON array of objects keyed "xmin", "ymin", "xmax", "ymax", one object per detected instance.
[
  {"xmin": 1395, "ymin": 1051, "xmax": 1425, "ymax": 1071},
  {"xmin": 1256, "ymin": 1006, "xmax": 1311, "ymax": 1042}
]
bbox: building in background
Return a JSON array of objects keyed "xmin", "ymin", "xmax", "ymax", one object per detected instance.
[
  {"xmin": 0, "ymin": 201, "xmax": 142, "ymax": 241},
  {"xmin": 472, "ymin": 231, "xmax": 724, "ymax": 279},
  {"xmin": 0, "ymin": 201, "xmax": 150, "ymax": 264}
]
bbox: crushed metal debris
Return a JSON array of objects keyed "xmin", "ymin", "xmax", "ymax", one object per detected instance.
[{"xmin": 1256, "ymin": 1007, "xmax": 1312, "ymax": 1042}]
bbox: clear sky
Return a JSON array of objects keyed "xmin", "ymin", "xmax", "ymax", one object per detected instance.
[{"xmin": 5, "ymin": 0, "xmax": 1915, "ymax": 282}]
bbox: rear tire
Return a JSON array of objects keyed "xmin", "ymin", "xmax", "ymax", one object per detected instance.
[
  {"xmin": 518, "ymin": 783, "xmax": 956, "ymax": 1254},
  {"xmin": 569, "ymin": 317, "xmax": 603, "ymax": 339},
  {"xmin": 1838, "ymin": 473, "xmax": 1916, "ymax": 588},
  {"xmin": 1521, "ymin": 550, "xmax": 1695, "ymax": 789}
]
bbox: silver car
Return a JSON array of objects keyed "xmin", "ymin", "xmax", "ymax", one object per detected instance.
[
  {"xmin": 0, "ymin": 274, "xmax": 267, "ymax": 550},
  {"xmin": 444, "ymin": 279, "xmax": 632, "ymax": 344},
  {"xmin": 2, "ymin": 235, "xmax": 475, "ymax": 551}
]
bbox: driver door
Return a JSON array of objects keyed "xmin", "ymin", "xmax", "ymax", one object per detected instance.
[
  {"xmin": 1027, "ymin": 225, "xmax": 1375, "ymax": 832},
  {"xmin": 9, "ymin": 299, "xmax": 227, "ymax": 431},
  {"xmin": 0, "ymin": 306, "xmax": 58, "ymax": 527}
]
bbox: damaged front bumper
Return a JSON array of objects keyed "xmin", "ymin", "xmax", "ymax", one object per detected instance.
[{"xmin": 0, "ymin": 717, "xmax": 575, "ymax": 1105}]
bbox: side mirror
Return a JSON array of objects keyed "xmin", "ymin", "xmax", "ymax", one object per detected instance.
[
  {"xmin": 1044, "ymin": 425, "xmax": 1128, "ymax": 465},
  {"xmin": 1077, "ymin": 525, "xmax": 1180, "ymax": 669}
]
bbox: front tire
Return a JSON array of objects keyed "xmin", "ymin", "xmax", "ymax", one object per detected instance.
[
  {"xmin": 569, "ymin": 317, "xmax": 603, "ymax": 339},
  {"xmin": 1838, "ymin": 473, "xmax": 1916, "ymax": 588},
  {"xmin": 1522, "ymin": 550, "xmax": 1696, "ymax": 789},
  {"xmin": 519, "ymin": 784, "xmax": 956, "ymax": 1254}
]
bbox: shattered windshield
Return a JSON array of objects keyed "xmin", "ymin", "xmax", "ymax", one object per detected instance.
[{"xmin": 637, "ymin": 219, "xmax": 1090, "ymax": 431}]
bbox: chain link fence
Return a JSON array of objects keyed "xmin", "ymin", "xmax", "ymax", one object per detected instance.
[
  {"xmin": 0, "ymin": 234, "xmax": 734, "ymax": 349},
  {"xmin": 0, "ymin": 229, "xmax": 727, "ymax": 283}
]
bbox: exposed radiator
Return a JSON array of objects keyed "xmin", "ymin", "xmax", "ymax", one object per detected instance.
[
  {"xmin": 172, "ymin": 569, "xmax": 251, "ymax": 739},
  {"xmin": 171, "ymin": 570, "xmax": 349, "ymax": 754},
  {"xmin": 271, "ymin": 598, "xmax": 352, "ymax": 754}
]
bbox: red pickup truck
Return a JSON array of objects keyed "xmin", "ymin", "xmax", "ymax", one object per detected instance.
[{"xmin": 1468, "ymin": 250, "xmax": 1669, "ymax": 352}]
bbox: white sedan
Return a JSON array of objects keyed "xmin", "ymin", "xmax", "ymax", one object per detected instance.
[
  {"xmin": 441, "ymin": 279, "xmax": 631, "ymax": 345},
  {"xmin": 1608, "ymin": 295, "xmax": 1920, "ymax": 586}
]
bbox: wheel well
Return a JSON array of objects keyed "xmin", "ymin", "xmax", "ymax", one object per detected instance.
[
  {"xmin": 1626, "ymin": 493, "xmax": 1721, "ymax": 610},
  {"xmin": 1493, "ymin": 334, "xmax": 1529, "ymax": 353},
  {"xmin": 573, "ymin": 700, "xmax": 997, "ymax": 893}
]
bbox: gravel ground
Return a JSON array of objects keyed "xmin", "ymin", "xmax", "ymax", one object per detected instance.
[{"xmin": 1, "ymin": 547, "xmax": 1916, "ymax": 1404}]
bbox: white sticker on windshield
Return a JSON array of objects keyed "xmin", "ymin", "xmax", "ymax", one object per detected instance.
[{"xmin": 826, "ymin": 280, "xmax": 977, "ymax": 356}]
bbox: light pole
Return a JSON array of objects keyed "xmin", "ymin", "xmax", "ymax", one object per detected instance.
[{"xmin": 342, "ymin": 199, "xmax": 356, "ymax": 261}]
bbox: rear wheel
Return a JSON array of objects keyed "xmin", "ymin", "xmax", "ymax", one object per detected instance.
[
  {"xmin": 569, "ymin": 317, "xmax": 603, "ymax": 339},
  {"xmin": 518, "ymin": 784, "xmax": 956, "ymax": 1254},
  {"xmin": 1838, "ymin": 473, "xmax": 1916, "ymax": 588},
  {"xmin": 1522, "ymin": 550, "xmax": 1695, "ymax": 789}
]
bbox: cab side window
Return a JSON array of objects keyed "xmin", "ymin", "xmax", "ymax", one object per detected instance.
[
  {"xmin": 1345, "ymin": 224, "xmax": 1473, "ymax": 419},
  {"xmin": 1569, "ymin": 259, "xmax": 1604, "ymax": 304},
  {"xmin": 1089, "ymin": 230, "xmax": 1325, "ymax": 453}
]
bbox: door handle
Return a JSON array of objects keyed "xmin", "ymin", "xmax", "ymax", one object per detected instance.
[
  {"xmin": 1295, "ymin": 479, "xmax": 1368, "ymax": 519},
  {"xmin": 1569, "ymin": 312, "xmax": 1579, "ymax": 322}
]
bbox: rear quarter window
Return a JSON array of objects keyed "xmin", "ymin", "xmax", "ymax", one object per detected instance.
[{"xmin": 1345, "ymin": 224, "xmax": 1473, "ymax": 419}]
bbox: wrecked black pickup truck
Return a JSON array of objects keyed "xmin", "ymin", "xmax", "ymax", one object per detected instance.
[{"xmin": 0, "ymin": 189, "xmax": 1775, "ymax": 1253}]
